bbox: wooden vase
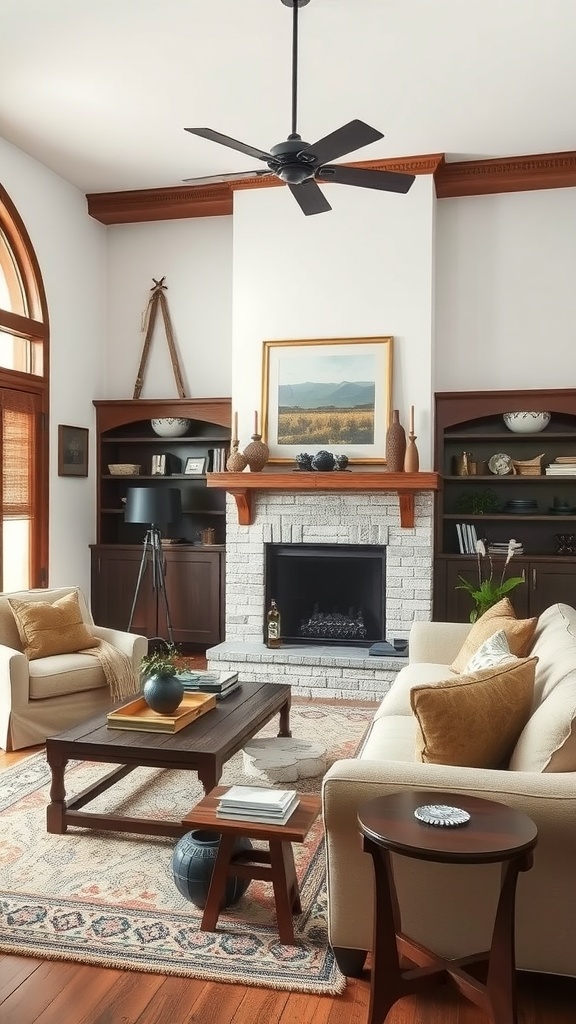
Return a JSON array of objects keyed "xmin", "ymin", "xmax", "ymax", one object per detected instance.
[
  {"xmin": 386, "ymin": 410, "xmax": 406, "ymax": 472},
  {"xmin": 243, "ymin": 433, "xmax": 270, "ymax": 472},
  {"xmin": 404, "ymin": 433, "xmax": 420, "ymax": 472}
]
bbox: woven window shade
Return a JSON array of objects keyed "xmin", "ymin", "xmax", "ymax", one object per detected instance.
[{"xmin": 1, "ymin": 390, "xmax": 35, "ymax": 518}]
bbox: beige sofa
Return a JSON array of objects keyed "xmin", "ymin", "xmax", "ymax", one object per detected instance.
[
  {"xmin": 0, "ymin": 586, "xmax": 148, "ymax": 751},
  {"xmin": 322, "ymin": 602, "xmax": 576, "ymax": 979}
]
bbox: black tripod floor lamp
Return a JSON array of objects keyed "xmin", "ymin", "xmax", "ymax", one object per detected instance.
[{"xmin": 124, "ymin": 486, "xmax": 182, "ymax": 644}]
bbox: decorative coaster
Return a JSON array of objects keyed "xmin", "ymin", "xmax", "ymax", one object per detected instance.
[{"xmin": 414, "ymin": 804, "xmax": 471, "ymax": 827}]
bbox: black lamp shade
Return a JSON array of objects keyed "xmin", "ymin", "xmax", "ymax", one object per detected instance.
[{"xmin": 125, "ymin": 487, "xmax": 182, "ymax": 527}]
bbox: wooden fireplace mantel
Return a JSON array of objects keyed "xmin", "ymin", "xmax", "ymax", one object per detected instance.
[{"xmin": 206, "ymin": 471, "xmax": 441, "ymax": 528}]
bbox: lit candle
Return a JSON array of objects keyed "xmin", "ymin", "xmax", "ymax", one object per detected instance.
[
  {"xmin": 254, "ymin": 410, "xmax": 259, "ymax": 436},
  {"xmin": 409, "ymin": 405, "xmax": 415, "ymax": 435},
  {"xmin": 233, "ymin": 410, "xmax": 238, "ymax": 442}
]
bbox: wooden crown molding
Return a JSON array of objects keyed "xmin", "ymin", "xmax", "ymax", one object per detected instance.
[{"xmin": 86, "ymin": 150, "xmax": 576, "ymax": 224}]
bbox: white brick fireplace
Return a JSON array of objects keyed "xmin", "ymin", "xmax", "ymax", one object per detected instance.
[{"xmin": 207, "ymin": 477, "xmax": 436, "ymax": 701}]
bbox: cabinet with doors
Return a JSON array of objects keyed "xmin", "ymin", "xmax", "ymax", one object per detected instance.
[
  {"xmin": 90, "ymin": 398, "xmax": 231, "ymax": 645},
  {"xmin": 433, "ymin": 388, "xmax": 576, "ymax": 622}
]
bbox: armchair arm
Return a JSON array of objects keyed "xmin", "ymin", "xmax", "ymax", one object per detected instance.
[
  {"xmin": 91, "ymin": 626, "xmax": 148, "ymax": 673},
  {"xmin": 408, "ymin": 620, "xmax": 471, "ymax": 665},
  {"xmin": 0, "ymin": 643, "xmax": 30, "ymax": 750}
]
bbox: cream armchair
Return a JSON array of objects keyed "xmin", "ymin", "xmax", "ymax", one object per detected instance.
[{"xmin": 0, "ymin": 586, "xmax": 148, "ymax": 751}]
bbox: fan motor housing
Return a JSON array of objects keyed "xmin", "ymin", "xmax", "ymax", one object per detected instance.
[{"xmin": 269, "ymin": 136, "xmax": 317, "ymax": 184}]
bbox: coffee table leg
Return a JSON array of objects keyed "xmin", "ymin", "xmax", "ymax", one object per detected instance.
[
  {"xmin": 46, "ymin": 753, "xmax": 69, "ymax": 834},
  {"xmin": 278, "ymin": 695, "xmax": 292, "ymax": 738},
  {"xmin": 269, "ymin": 840, "xmax": 300, "ymax": 945},
  {"xmin": 201, "ymin": 833, "xmax": 237, "ymax": 932},
  {"xmin": 198, "ymin": 764, "xmax": 219, "ymax": 795}
]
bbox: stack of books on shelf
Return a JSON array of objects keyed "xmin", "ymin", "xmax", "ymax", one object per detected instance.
[
  {"xmin": 545, "ymin": 458, "xmax": 576, "ymax": 476},
  {"xmin": 487, "ymin": 540, "xmax": 524, "ymax": 555},
  {"xmin": 177, "ymin": 669, "xmax": 239, "ymax": 699},
  {"xmin": 456, "ymin": 522, "xmax": 480, "ymax": 554},
  {"xmin": 216, "ymin": 786, "xmax": 299, "ymax": 825},
  {"xmin": 206, "ymin": 447, "xmax": 228, "ymax": 472}
]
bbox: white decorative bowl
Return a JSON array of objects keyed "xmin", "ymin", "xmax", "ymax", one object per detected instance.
[
  {"xmin": 150, "ymin": 417, "xmax": 191, "ymax": 437},
  {"xmin": 503, "ymin": 411, "xmax": 551, "ymax": 434}
]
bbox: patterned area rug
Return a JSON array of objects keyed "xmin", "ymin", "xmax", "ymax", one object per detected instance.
[{"xmin": 0, "ymin": 701, "xmax": 374, "ymax": 994}]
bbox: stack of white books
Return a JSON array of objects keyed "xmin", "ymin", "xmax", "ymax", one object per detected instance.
[
  {"xmin": 546, "ymin": 458, "xmax": 576, "ymax": 476},
  {"xmin": 216, "ymin": 786, "xmax": 299, "ymax": 825}
]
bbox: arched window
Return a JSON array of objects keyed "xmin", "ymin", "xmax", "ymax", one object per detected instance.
[{"xmin": 0, "ymin": 185, "xmax": 49, "ymax": 590}]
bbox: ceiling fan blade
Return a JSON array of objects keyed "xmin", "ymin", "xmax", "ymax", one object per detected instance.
[
  {"xmin": 299, "ymin": 120, "xmax": 384, "ymax": 167},
  {"xmin": 317, "ymin": 165, "xmax": 416, "ymax": 194},
  {"xmin": 184, "ymin": 128, "xmax": 272, "ymax": 163},
  {"xmin": 183, "ymin": 169, "xmax": 273, "ymax": 185},
  {"xmin": 288, "ymin": 180, "xmax": 332, "ymax": 216}
]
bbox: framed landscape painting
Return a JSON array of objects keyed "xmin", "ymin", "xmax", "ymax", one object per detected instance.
[{"xmin": 261, "ymin": 336, "xmax": 393, "ymax": 464}]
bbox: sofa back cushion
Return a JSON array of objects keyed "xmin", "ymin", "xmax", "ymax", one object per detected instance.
[
  {"xmin": 8, "ymin": 591, "xmax": 97, "ymax": 661},
  {"xmin": 411, "ymin": 657, "xmax": 538, "ymax": 768},
  {"xmin": 509, "ymin": 603, "xmax": 576, "ymax": 772},
  {"xmin": 450, "ymin": 598, "xmax": 537, "ymax": 674}
]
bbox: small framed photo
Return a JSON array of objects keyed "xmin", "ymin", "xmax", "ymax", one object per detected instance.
[
  {"xmin": 184, "ymin": 456, "xmax": 206, "ymax": 476},
  {"xmin": 58, "ymin": 424, "xmax": 89, "ymax": 477}
]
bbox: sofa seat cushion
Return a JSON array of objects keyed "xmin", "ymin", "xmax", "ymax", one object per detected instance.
[
  {"xmin": 375, "ymin": 664, "xmax": 457, "ymax": 719},
  {"xmin": 450, "ymin": 598, "xmax": 537, "ymax": 674},
  {"xmin": 9, "ymin": 591, "xmax": 98, "ymax": 661},
  {"xmin": 360, "ymin": 714, "xmax": 417, "ymax": 762},
  {"xmin": 29, "ymin": 653, "xmax": 109, "ymax": 699},
  {"xmin": 410, "ymin": 657, "xmax": 538, "ymax": 768},
  {"xmin": 509, "ymin": 603, "xmax": 576, "ymax": 771}
]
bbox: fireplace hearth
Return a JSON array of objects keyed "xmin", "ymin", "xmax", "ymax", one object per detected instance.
[{"xmin": 265, "ymin": 543, "xmax": 386, "ymax": 647}]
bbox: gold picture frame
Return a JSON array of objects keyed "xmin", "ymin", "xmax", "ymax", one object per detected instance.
[{"xmin": 261, "ymin": 336, "xmax": 393, "ymax": 464}]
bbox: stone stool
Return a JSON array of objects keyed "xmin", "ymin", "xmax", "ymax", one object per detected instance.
[{"xmin": 242, "ymin": 736, "xmax": 327, "ymax": 783}]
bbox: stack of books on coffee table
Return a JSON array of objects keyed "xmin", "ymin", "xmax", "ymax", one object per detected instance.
[
  {"xmin": 216, "ymin": 786, "xmax": 299, "ymax": 825},
  {"xmin": 177, "ymin": 669, "xmax": 239, "ymax": 699}
]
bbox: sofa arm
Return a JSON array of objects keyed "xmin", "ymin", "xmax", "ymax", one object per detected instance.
[
  {"xmin": 0, "ymin": 643, "xmax": 30, "ymax": 750},
  {"xmin": 91, "ymin": 626, "xmax": 148, "ymax": 673},
  {"xmin": 408, "ymin": 620, "xmax": 471, "ymax": 665}
]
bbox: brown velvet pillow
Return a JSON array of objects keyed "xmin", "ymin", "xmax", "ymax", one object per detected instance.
[
  {"xmin": 451, "ymin": 598, "xmax": 537, "ymax": 674},
  {"xmin": 411, "ymin": 656, "xmax": 538, "ymax": 768},
  {"xmin": 9, "ymin": 591, "xmax": 98, "ymax": 660}
]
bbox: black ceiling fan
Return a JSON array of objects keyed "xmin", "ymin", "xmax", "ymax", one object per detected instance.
[{"xmin": 183, "ymin": 0, "xmax": 415, "ymax": 216}]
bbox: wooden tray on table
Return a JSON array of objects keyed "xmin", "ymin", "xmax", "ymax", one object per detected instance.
[{"xmin": 107, "ymin": 692, "xmax": 216, "ymax": 733}]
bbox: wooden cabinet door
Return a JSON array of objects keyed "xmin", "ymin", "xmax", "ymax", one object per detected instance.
[
  {"xmin": 443, "ymin": 558, "xmax": 530, "ymax": 622},
  {"xmin": 90, "ymin": 546, "xmax": 155, "ymax": 635},
  {"xmin": 528, "ymin": 562, "xmax": 576, "ymax": 618},
  {"xmin": 158, "ymin": 548, "xmax": 223, "ymax": 646}
]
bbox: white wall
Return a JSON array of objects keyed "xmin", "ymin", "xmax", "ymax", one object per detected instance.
[
  {"xmin": 231, "ymin": 176, "xmax": 436, "ymax": 467},
  {"xmin": 434, "ymin": 187, "xmax": 576, "ymax": 391},
  {"xmin": 105, "ymin": 217, "xmax": 233, "ymax": 399},
  {"xmin": 0, "ymin": 137, "xmax": 107, "ymax": 596}
]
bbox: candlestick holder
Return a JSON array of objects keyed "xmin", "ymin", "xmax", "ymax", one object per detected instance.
[{"xmin": 404, "ymin": 432, "xmax": 420, "ymax": 472}]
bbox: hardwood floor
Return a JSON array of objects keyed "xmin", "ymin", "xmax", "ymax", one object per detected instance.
[{"xmin": 2, "ymin": 750, "xmax": 575, "ymax": 1023}]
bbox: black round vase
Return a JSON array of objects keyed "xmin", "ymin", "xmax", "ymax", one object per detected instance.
[
  {"xmin": 142, "ymin": 673, "xmax": 184, "ymax": 714},
  {"xmin": 172, "ymin": 829, "xmax": 253, "ymax": 909}
]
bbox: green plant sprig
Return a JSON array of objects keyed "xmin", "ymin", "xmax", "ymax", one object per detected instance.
[
  {"xmin": 456, "ymin": 539, "xmax": 525, "ymax": 622},
  {"xmin": 140, "ymin": 642, "xmax": 182, "ymax": 679}
]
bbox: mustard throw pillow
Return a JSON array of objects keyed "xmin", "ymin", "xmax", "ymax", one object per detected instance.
[
  {"xmin": 411, "ymin": 656, "xmax": 538, "ymax": 769},
  {"xmin": 451, "ymin": 598, "xmax": 537, "ymax": 674},
  {"xmin": 9, "ymin": 591, "xmax": 98, "ymax": 660}
]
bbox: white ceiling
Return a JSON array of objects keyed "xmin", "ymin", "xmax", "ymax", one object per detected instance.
[{"xmin": 1, "ymin": 0, "xmax": 575, "ymax": 195}]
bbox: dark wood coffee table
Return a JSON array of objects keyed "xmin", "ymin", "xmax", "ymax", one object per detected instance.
[
  {"xmin": 357, "ymin": 791, "xmax": 538, "ymax": 1024},
  {"xmin": 45, "ymin": 682, "xmax": 291, "ymax": 839}
]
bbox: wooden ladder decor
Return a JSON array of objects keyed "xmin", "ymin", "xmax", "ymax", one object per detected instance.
[{"xmin": 133, "ymin": 277, "xmax": 187, "ymax": 399}]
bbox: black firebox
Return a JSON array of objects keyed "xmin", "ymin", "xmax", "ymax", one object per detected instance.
[{"xmin": 264, "ymin": 543, "xmax": 386, "ymax": 647}]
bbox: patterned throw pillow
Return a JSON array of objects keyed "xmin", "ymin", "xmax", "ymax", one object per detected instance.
[
  {"xmin": 411, "ymin": 657, "xmax": 538, "ymax": 768},
  {"xmin": 463, "ymin": 629, "xmax": 517, "ymax": 673},
  {"xmin": 451, "ymin": 598, "xmax": 537, "ymax": 674},
  {"xmin": 8, "ymin": 591, "xmax": 98, "ymax": 661}
]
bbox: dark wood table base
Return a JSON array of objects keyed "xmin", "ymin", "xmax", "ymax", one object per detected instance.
[
  {"xmin": 182, "ymin": 787, "xmax": 321, "ymax": 945},
  {"xmin": 358, "ymin": 791, "xmax": 538, "ymax": 1024}
]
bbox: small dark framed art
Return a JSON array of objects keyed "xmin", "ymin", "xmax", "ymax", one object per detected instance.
[
  {"xmin": 184, "ymin": 456, "xmax": 206, "ymax": 476},
  {"xmin": 58, "ymin": 424, "xmax": 89, "ymax": 477}
]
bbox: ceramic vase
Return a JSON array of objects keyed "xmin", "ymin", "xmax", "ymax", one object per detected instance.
[
  {"xmin": 404, "ymin": 433, "xmax": 420, "ymax": 472},
  {"xmin": 172, "ymin": 829, "xmax": 253, "ymax": 909},
  {"xmin": 386, "ymin": 410, "xmax": 406, "ymax": 472},
  {"xmin": 226, "ymin": 441, "xmax": 248, "ymax": 473},
  {"xmin": 142, "ymin": 673, "xmax": 184, "ymax": 715},
  {"xmin": 243, "ymin": 433, "xmax": 269, "ymax": 472}
]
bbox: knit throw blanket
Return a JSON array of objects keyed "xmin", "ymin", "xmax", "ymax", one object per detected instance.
[{"xmin": 85, "ymin": 638, "xmax": 140, "ymax": 701}]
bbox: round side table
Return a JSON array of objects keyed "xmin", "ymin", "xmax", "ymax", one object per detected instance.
[{"xmin": 357, "ymin": 790, "xmax": 537, "ymax": 1024}]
